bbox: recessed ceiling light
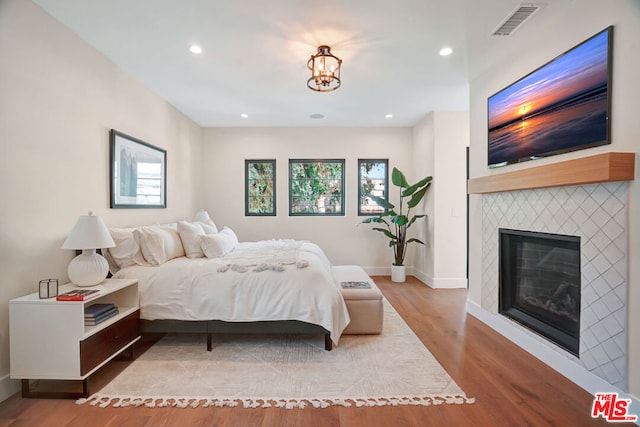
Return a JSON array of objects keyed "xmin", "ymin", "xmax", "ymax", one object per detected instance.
[
  {"xmin": 309, "ymin": 113, "xmax": 325, "ymax": 119},
  {"xmin": 189, "ymin": 45, "xmax": 203, "ymax": 54},
  {"xmin": 240, "ymin": 113, "xmax": 248, "ymax": 118},
  {"xmin": 385, "ymin": 114, "xmax": 393, "ymax": 119},
  {"xmin": 439, "ymin": 47, "xmax": 453, "ymax": 56}
]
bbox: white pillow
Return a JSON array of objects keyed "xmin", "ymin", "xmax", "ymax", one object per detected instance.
[
  {"xmin": 134, "ymin": 225, "xmax": 186, "ymax": 266},
  {"xmin": 177, "ymin": 220, "xmax": 206, "ymax": 259},
  {"xmin": 104, "ymin": 227, "xmax": 148, "ymax": 272},
  {"xmin": 197, "ymin": 221, "xmax": 218, "ymax": 234},
  {"xmin": 201, "ymin": 227, "xmax": 239, "ymax": 258}
]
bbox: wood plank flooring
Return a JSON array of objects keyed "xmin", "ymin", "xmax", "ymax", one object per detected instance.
[{"xmin": 0, "ymin": 276, "xmax": 622, "ymax": 426}]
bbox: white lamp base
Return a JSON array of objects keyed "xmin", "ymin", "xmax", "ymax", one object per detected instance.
[{"xmin": 67, "ymin": 249, "xmax": 109, "ymax": 287}]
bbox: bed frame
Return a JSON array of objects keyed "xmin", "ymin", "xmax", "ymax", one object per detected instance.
[{"xmin": 141, "ymin": 319, "xmax": 333, "ymax": 351}]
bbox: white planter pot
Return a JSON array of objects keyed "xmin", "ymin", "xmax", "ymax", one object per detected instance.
[{"xmin": 391, "ymin": 265, "xmax": 406, "ymax": 283}]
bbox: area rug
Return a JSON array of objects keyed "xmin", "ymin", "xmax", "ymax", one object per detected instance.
[{"xmin": 78, "ymin": 300, "xmax": 474, "ymax": 409}]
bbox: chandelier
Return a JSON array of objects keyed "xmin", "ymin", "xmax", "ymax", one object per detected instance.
[{"xmin": 307, "ymin": 45, "xmax": 342, "ymax": 92}]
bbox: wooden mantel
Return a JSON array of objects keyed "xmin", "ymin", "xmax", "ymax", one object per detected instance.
[{"xmin": 467, "ymin": 152, "xmax": 635, "ymax": 194}]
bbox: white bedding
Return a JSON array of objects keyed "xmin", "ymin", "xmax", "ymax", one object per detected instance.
[{"xmin": 113, "ymin": 240, "xmax": 350, "ymax": 344}]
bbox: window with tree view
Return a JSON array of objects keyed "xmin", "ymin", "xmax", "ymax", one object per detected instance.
[
  {"xmin": 358, "ymin": 159, "xmax": 388, "ymax": 215},
  {"xmin": 245, "ymin": 160, "xmax": 275, "ymax": 216},
  {"xmin": 289, "ymin": 159, "xmax": 344, "ymax": 215}
]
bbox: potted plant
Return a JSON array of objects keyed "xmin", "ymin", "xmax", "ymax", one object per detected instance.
[{"xmin": 361, "ymin": 167, "xmax": 432, "ymax": 282}]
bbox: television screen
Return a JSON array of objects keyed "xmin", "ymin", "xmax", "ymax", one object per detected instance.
[{"xmin": 488, "ymin": 26, "xmax": 612, "ymax": 168}]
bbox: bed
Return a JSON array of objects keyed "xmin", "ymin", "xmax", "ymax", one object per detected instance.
[{"xmin": 104, "ymin": 220, "xmax": 350, "ymax": 351}]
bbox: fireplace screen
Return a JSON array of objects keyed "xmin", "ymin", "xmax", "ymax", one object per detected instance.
[{"xmin": 499, "ymin": 229, "xmax": 581, "ymax": 356}]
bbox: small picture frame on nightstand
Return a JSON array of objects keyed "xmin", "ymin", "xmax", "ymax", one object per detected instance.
[{"xmin": 39, "ymin": 279, "xmax": 58, "ymax": 299}]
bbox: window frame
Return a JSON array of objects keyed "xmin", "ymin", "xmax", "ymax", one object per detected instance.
[
  {"xmin": 288, "ymin": 159, "xmax": 345, "ymax": 216},
  {"xmin": 357, "ymin": 159, "xmax": 389, "ymax": 216},
  {"xmin": 245, "ymin": 159, "xmax": 276, "ymax": 216}
]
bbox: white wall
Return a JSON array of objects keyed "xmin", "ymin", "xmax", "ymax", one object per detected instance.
[
  {"xmin": 0, "ymin": 0, "xmax": 202, "ymax": 399},
  {"xmin": 413, "ymin": 112, "xmax": 468, "ymax": 288},
  {"xmin": 201, "ymin": 127, "xmax": 415, "ymax": 271},
  {"xmin": 468, "ymin": 0, "xmax": 640, "ymax": 399}
]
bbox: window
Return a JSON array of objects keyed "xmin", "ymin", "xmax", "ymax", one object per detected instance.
[
  {"xmin": 358, "ymin": 159, "xmax": 388, "ymax": 215},
  {"xmin": 245, "ymin": 160, "xmax": 276, "ymax": 216},
  {"xmin": 289, "ymin": 159, "xmax": 345, "ymax": 216}
]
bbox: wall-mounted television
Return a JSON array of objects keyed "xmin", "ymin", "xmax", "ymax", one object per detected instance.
[{"xmin": 488, "ymin": 26, "xmax": 613, "ymax": 168}]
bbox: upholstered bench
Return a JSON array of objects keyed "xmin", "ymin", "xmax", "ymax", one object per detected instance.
[{"xmin": 333, "ymin": 265, "xmax": 383, "ymax": 335}]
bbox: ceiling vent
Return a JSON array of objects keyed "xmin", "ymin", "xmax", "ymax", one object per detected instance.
[{"xmin": 491, "ymin": 4, "xmax": 544, "ymax": 36}]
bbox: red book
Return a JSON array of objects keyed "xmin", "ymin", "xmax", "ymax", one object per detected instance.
[{"xmin": 56, "ymin": 289, "xmax": 100, "ymax": 301}]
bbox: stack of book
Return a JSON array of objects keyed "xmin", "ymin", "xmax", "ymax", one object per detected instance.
[
  {"xmin": 84, "ymin": 303, "xmax": 119, "ymax": 326},
  {"xmin": 56, "ymin": 289, "xmax": 100, "ymax": 301}
]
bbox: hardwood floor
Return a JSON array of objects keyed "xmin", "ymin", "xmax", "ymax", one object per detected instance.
[{"xmin": 0, "ymin": 276, "xmax": 623, "ymax": 426}]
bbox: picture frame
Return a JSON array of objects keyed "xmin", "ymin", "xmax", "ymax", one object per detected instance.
[{"xmin": 110, "ymin": 129, "xmax": 167, "ymax": 208}]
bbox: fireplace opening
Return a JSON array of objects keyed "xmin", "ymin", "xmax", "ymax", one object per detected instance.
[{"xmin": 499, "ymin": 228, "xmax": 581, "ymax": 356}]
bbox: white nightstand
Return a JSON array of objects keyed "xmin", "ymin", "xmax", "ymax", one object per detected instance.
[{"xmin": 9, "ymin": 278, "xmax": 140, "ymax": 398}]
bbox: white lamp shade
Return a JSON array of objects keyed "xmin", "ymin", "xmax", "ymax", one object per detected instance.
[
  {"xmin": 193, "ymin": 209, "xmax": 211, "ymax": 223},
  {"xmin": 62, "ymin": 213, "xmax": 115, "ymax": 250}
]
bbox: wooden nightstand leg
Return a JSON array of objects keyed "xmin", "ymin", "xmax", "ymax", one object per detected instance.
[{"xmin": 207, "ymin": 333, "xmax": 212, "ymax": 351}]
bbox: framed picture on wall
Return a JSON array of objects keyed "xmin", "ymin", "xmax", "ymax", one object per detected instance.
[{"xmin": 110, "ymin": 129, "xmax": 166, "ymax": 208}]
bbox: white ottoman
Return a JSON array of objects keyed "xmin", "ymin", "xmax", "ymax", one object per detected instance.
[{"xmin": 333, "ymin": 265, "xmax": 383, "ymax": 335}]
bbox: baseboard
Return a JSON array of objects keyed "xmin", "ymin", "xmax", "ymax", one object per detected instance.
[
  {"xmin": 361, "ymin": 266, "xmax": 391, "ymax": 276},
  {"xmin": 412, "ymin": 269, "xmax": 467, "ymax": 289},
  {"xmin": 0, "ymin": 373, "xmax": 20, "ymax": 403},
  {"xmin": 467, "ymin": 301, "xmax": 640, "ymax": 425}
]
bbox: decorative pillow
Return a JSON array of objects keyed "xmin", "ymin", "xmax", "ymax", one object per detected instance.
[
  {"xmin": 201, "ymin": 227, "xmax": 239, "ymax": 258},
  {"xmin": 177, "ymin": 220, "xmax": 206, "ymax": 259},
  {"xmin": 104, "ymin": 227, "xmax": 148, "ymax": 272},
  {"xmin": 134, "ymin": 225, "xmax": 186, "ymax": 266},
  {"xmin": 193, "ymin": 210, "xmax": 218, "ymax": 232},
  {"xmin": 197, "ymin": 221, "xmax": 218, "ymax": 234}
]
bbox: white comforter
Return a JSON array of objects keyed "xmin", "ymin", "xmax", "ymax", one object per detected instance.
[{"xmin": 113, "ymin": 240, "xmax": 350, "ymax": 344}]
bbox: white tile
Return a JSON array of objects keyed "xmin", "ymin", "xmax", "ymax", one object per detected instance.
[
  {"xmin": 581, "ymin": 241, "xmax": 599, "ymax": 262},
  {"xmin": 600, "ymin": 361, "xmax": 623, "ymax": 385},
  {"xmin": 582, "ymin": 285, "xmax": 599, "ymax": 306},
  {"xmin": 580, "ymin": 217, "xmax": 599, "ymax": 239},
  {"xmin": 580, "ymin": 196, "xmax": 599, "ymax": 217},
  {"xmin": 602, "ymin": 241, "xmax": 624, "ymax": 265},
  {"xmin": 581, "ymin": 328, "xmax": 599, "ymax": 350},
  {"xmin": 590, "ymin": 344, "xmax": 611, "ymax": 365},
  {"xmin": 602, "ymin": 194, "xmax": 624, "ymax": 217},
  {"xmin": 580, "ymin": 351, "xmax": 598, "ymax": 370},
  {"xmin": 600, "ymin": 289, "xmax": 624, "ymax": 313},
  {"xmin": 581, "ymin": 306, "xmax": 598, "ymax": 327},
  {"xmin": 591, "ymin": 253, "xmax": 612, "ymax": 275},
  {"xmin": 602, "ymin": 219, "xmax": 625, "ymax": 241},
  {"xmin": 601, "ymin": 314, "xmax": 624, "ymax": 337},
  {"xmin": 591, "ymin": 184, "xmax": 613, "ymax": 206}
]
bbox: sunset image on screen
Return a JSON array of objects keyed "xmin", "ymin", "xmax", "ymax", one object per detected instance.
[{"xmin": 488, "ymin": 28, "xmax": 611, "ymax": 167}]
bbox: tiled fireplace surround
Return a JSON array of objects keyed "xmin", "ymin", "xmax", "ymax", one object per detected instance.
[{"xmin": 481, "ymin": 181, "xmax": 629, "ymax": 391}]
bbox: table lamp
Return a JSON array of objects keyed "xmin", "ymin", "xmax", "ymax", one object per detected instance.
[{"xmin": 61, "ymin": 211, "xmax": 115, "ymax": 287}]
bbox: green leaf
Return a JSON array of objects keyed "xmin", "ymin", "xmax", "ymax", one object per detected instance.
[
  {"xmin": 369, "ymin": 194, "xmax": 394, "ymax": 210},
  {"xmin": 391, "ymin": 167, "xmax": 409, "ymax": 188},
  {"xmin": 401, "ymin": 176, "xmax": 432, "ymax": 197},
  {"xmin": 407, "ymin": 183, "xmax": 430, "ymax": 208},
  {"xmin": 372, "ymin": 227, "xmax": 397, "ymax": 240},
  {"xmin": 407, "ymin": 214, "xmax": 426, "ymax": 228},
  {"xmin": 361, "ymin": 217, "xmax": 389, "ymax": 226},
  {"xmin": 406, "ymin": 238, "xmax": 425, "ymax": 245},
  {"xmin": 391, "ymin": 215, "xmax": 409, "ymax": 226}
]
